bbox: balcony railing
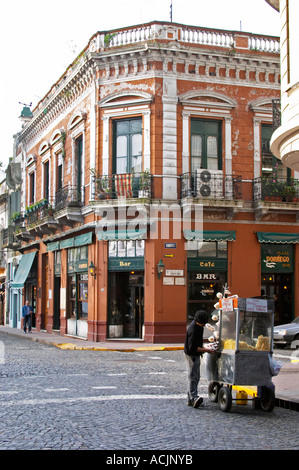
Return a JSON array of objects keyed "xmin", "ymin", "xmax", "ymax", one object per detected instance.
[
  {"xmin": 24, "ymin": 201, "xmax": 54, "ymax": 225},
  {"xmin": 253, "ymin": 177, "xmax": 299, "ymax": 202},
  {"xmin": 54, "ymin": 186, "xmax": 82, "ymax": 212},
  {"xmin": 180, "ymin": 171, "xmax": 242, "ymax": 200},
  {"xmin": 91, "ymin": 172, "xmax": 152, "ymax": 200}
]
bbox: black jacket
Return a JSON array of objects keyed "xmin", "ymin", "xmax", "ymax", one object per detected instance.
[{"xmin": 184, "ymin": 320, "xmax": 204, "ymax": 356}]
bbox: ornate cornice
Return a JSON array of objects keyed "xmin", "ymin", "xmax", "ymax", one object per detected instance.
[{"xmin": 19, "ymin": 59, "xmax": 96, "ymax": 145}]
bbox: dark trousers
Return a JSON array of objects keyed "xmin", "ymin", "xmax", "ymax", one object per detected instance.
[
  {"xmin": 184, "ymin": 353, "xmax": 201, "ymax": 400},
  {"xmin": 23, "ymin": 314, "xmax": 31, "ymax": 333}
]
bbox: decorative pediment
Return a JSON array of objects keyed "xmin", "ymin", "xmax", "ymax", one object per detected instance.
[
  {"xmin": 50, "ymin": 128, "xmax": 65, "ymax": 146},
  {"xmin": 38, "ymin": 141, "xmax": 50, "ymax": 155},
  {"xmin": 98, "ymin": 90, "xmax": 154, "ymax": 108},
  {"xmin": 68, "ymin": 111, "xmax": 87, "ymax": 131},
  {"xmin": 249, "ymin": 97, "xmax": 275, "ymax": 114},
  {"xmin": 179, "ymin": 90, "xmax": 237, "ymax": 109},
  {"xmin": 26, "ymin": 154, "xmax": 37, "ymax": 166}
]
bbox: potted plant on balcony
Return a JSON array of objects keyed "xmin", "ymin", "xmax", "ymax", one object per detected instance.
[
  {"xmin": 48, "ymin": 204, "xmax": 54, "ymax": 216},
  {"xmin": 98, "ymin": 175, "xmax": 112, "ymax": 199},
  {"xmin": 11, "ymin": 211, "xmax": 21, "ymax": 223},
  {"xmin": 281, "ymin": 180, "xmax": 296, "ymax": 202},
  {"xmin": 138, "ymin": 169, "xmax": 151, "ymax": 198},
  {"xmin": 90, "ymin": 169, "xmax": 112, "ymax": 199},
  {"xmin": 262, "ymin": 178, "xmax": 281, "ymax": 201}
]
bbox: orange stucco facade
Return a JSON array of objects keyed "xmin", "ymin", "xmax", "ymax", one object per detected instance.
[{"xmin": 7, "ymin": 21, "xmax": 298, "ymax": 343}]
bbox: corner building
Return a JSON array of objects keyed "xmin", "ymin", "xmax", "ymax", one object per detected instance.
[{"xmin": 8, "ymin": 21, "xmax": 298, "ymax": 343}]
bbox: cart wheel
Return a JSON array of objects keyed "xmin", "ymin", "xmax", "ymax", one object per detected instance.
[
  {"xmin": 260, "ymin": 386, "xmax": 275, "ymax": 412},
  {"xmin": 208, "ymin": 381, "xmax": 220, "ymax": 402},
  {"xmin": 218, "ymin": 386, "xmax": 232, "ymax": 412}
]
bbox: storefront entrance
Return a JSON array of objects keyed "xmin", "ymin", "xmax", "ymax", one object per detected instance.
[
  {"xmin": 260, "ymin": 241, "xmax": 294, "ymax": 325},
  {"xmin": 108, "ymin": 272, "xmax": 144, "ymax": 338},
  {"xmin": 186, "ymin": 235, "xmax": 231, "ymax": 323},
  {"xmin": 261, "ymin": 273, "xmax": 293, "ymax": 325},
  {"xmin": 68, "ymin": 272, "xmax": 88, "ymax": 338}
]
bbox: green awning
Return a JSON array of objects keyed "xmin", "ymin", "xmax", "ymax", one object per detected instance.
[
  {"xmin": 257, "ymin": 232, "xmax": 299, "ymax": 244},
  {"xmin": 11, "ymin": 252, "xmax": 36, "ymax": 289},
  {"xmin": 97, "ymin": 228, "xmax": 147, "ymax": 241},
  {"xmin": 74, "ymin": 232, "xmax": 93, "ymax": 247},
  {"xmin": 47, "ymin": 241, "xmax": 60, "ymax": 252},
  {"xmin": 59, "ymin": 232, "xmax": 93, "ymax": 249},
  {"xmin": 184, "ymin": 230, "xmax": 236, "ymax": 241},
  {"xmin": 60, "ymin": 238, "xmax": 74, "ymax": 249}
]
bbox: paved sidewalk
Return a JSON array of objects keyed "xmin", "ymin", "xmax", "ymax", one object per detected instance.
[{"xmin": 0, "ymin": 325, "xmax": 298, "ymax": 409}]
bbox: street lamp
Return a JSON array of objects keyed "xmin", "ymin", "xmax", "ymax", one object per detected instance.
[
  {"xmin": 157, "ymin": 259, "xmax": 165, "ymax": 279},
  {"xmin": 89, "ymin": 261, "xmax": 96, "ymax": 279}
]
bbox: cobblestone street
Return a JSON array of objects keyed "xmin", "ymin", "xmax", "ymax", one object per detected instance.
[{"xmin": 0, "ymin": 332, "xmax": 298, "ymax": 452}]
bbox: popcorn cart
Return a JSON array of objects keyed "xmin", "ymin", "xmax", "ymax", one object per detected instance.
[{"xmin": 201, "ymin": 296, "xmax": 276, "ymax": 412}]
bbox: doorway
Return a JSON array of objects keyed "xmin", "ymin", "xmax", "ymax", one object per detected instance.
[
  {"xmin": 41, "ymin": 254, "xmax": 49, "ymax": 330},
  {"xmin": 108, "ymin": 272, "xmax": 144, "ymax": 338},
  {"xmin": 53, "ymin": 277, "xmax": 61, "ymax": 330},
  {"xmin": 261, "ymin": 273, "xmax": 293, "ymax": 324}
]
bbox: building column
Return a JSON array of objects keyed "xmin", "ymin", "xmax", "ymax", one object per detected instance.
[{"xmin": 162, "ymin": 77, "xmax": 178, "ymax": 200}]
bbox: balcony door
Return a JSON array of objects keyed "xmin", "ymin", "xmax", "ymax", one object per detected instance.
[
  {"xmin": 191, "ymin": 119, "xmax": 222, "ymax": 172},
  {"xmin": 113, "ymin": 118, "xmax": 142, "ymax": 174}
]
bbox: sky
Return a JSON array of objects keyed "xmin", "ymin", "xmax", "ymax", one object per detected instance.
[{"xmin": 0, "ymin": 0, "xmax": 280, "ymax": 173}]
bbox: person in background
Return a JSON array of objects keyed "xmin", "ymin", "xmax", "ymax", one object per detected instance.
[
  {"xmin": 184, "ymin": 309, "xmax": 215, "ymax": 408},
  {"xmin": 22, "ymin": 300, "xmax": 33, "ymax": 333}
]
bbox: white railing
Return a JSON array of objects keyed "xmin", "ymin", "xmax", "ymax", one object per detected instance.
[
  {"xmin": 89, "ymin": 22, "xmax": 279, "ymax": 54},
  {"xmin": 249, "ymin": 36, "xmax": 280, "ymax": 53},
  {"xmin": 107, "ymin": 25, "xmax": 154, "ymax": 48},
  {"xmin": 180, "ymin": 27, "xmax": 234, "ymax": 48}
]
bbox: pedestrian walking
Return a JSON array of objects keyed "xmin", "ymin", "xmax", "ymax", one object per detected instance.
[
  {"xmin": 184, "ymin": 309, "xmax": 215, "ymax": 408},
  {"xmin": 22, "ymin": 300, "xmax": 33, "ymax": 333}
]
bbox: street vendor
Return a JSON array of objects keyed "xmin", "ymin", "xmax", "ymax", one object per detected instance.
[{"xmin": 184, "ymin": 309, "xmax": 215, "ymax": 408}]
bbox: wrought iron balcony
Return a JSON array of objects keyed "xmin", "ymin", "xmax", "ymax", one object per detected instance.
[
  {"xmin": 253, "ymin": 177, "xmax": 299, "ymax": 203},
  {"xmin": 24, "ymin": 200, "xmax": 54, "ymax": 225},
  {"xmin": 91, "ymin": 172, "xmax": 152, "ymax": 201},
  {"xmin": 180, "ymin": 171, "xmax": 242, "ymax": 200},
  {"xmin": 54, "ymin": 185, "xmax": 82, "ymax": 212},
  {"xmin": 0, "ymin": 226, "xmax": 21, "ymax": 250}
]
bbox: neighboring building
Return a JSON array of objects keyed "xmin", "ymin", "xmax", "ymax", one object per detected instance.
[
  {"xmin": 3, "ymin": 132, "xmax": 23, "ymax": 328},
  {"xmin": 4, "ymin": 20, "xmax": 297, "ymax": 344},
  {"xmin": 267, "ymin": 1, "xmax": 299, "ymax": 170},
  {"xmin": 0, "ymin": 176, "xmax": 8, "ymax": 324}
]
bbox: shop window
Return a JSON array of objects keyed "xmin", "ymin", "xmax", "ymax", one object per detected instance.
[
  {"xmin": 187, "ymin": 240, "xmax": 227, "ymax": 258},
  {"xmin": 108, "ymin": 240, "xmax": 145, "ymax": 258},
  {"xmin": 69, "ymin": 276, "xmax": 76, "ymax": 318},
  {"xmin": 68, "ymin": 273, "xmax": 88, "ymax": 321},
  {"xmin": 113, "ymin": 118, "xmax": 142, "ymax": 174},
  {"xmin": 187, "ymin": 240, "xmax": 228, "ymax": 321},
  {"xmin": 78, "ymin": 274, "xmax": 88, "ymax": 319},
  {"xmin": 68, "ymin": 246, "xmax": 88, "ymax": 263},
  {"xmin": 191, "ymin": 119, "xmax": 222, "ymax": 172}
]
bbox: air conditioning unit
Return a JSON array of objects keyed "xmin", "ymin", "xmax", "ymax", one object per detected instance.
[{"xmin": 196, "ymin": 169, "xmax": 223, "ymax": 198}]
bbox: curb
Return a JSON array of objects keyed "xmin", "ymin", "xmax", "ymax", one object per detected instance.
[{"xmin": 53, "ymin": 343, "xmax": 184, "ymax": 352}]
